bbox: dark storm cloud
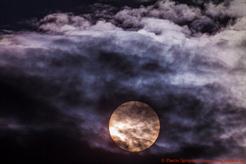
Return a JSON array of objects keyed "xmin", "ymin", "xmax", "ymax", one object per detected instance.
[
  {"xmin": 35, "ymin": 0, "xmax": 244, "ymax": 35},
  {"xmin": 0, "ymin": 0, "xmax": 246, "ymax": 163},
  {"xmin": 1, "ymin": 17, "xmax": 246, "ymax": 158}
]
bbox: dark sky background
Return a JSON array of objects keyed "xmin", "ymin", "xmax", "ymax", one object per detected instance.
[{"xmin": 0, "ymin": 0, "xmax": 246, "ymax": 164}]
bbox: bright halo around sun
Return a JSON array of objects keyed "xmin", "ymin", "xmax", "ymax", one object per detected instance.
[{"xmin": 109, "ymin": 101, "xmax": 160, "ymax": 152}]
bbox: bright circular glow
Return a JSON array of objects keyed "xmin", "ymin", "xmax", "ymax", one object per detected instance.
[{"xmin": 109, "ymin": 101, "xmax": 160, "ymax": 152}]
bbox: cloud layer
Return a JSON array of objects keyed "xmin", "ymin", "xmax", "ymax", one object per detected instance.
[{"xmin": 0, "ymin": 0, "xmax": 246, "ymax": 163}]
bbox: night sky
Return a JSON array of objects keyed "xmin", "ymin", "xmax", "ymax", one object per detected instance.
[{"xmin": 0, "ymin": 0, "xmax": 246, "ymax": 164}]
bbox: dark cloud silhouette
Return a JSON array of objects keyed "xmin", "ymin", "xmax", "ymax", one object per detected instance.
[{"xmin": 0, "ymin": 0, "xmax": 246, "ymax": 163}]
